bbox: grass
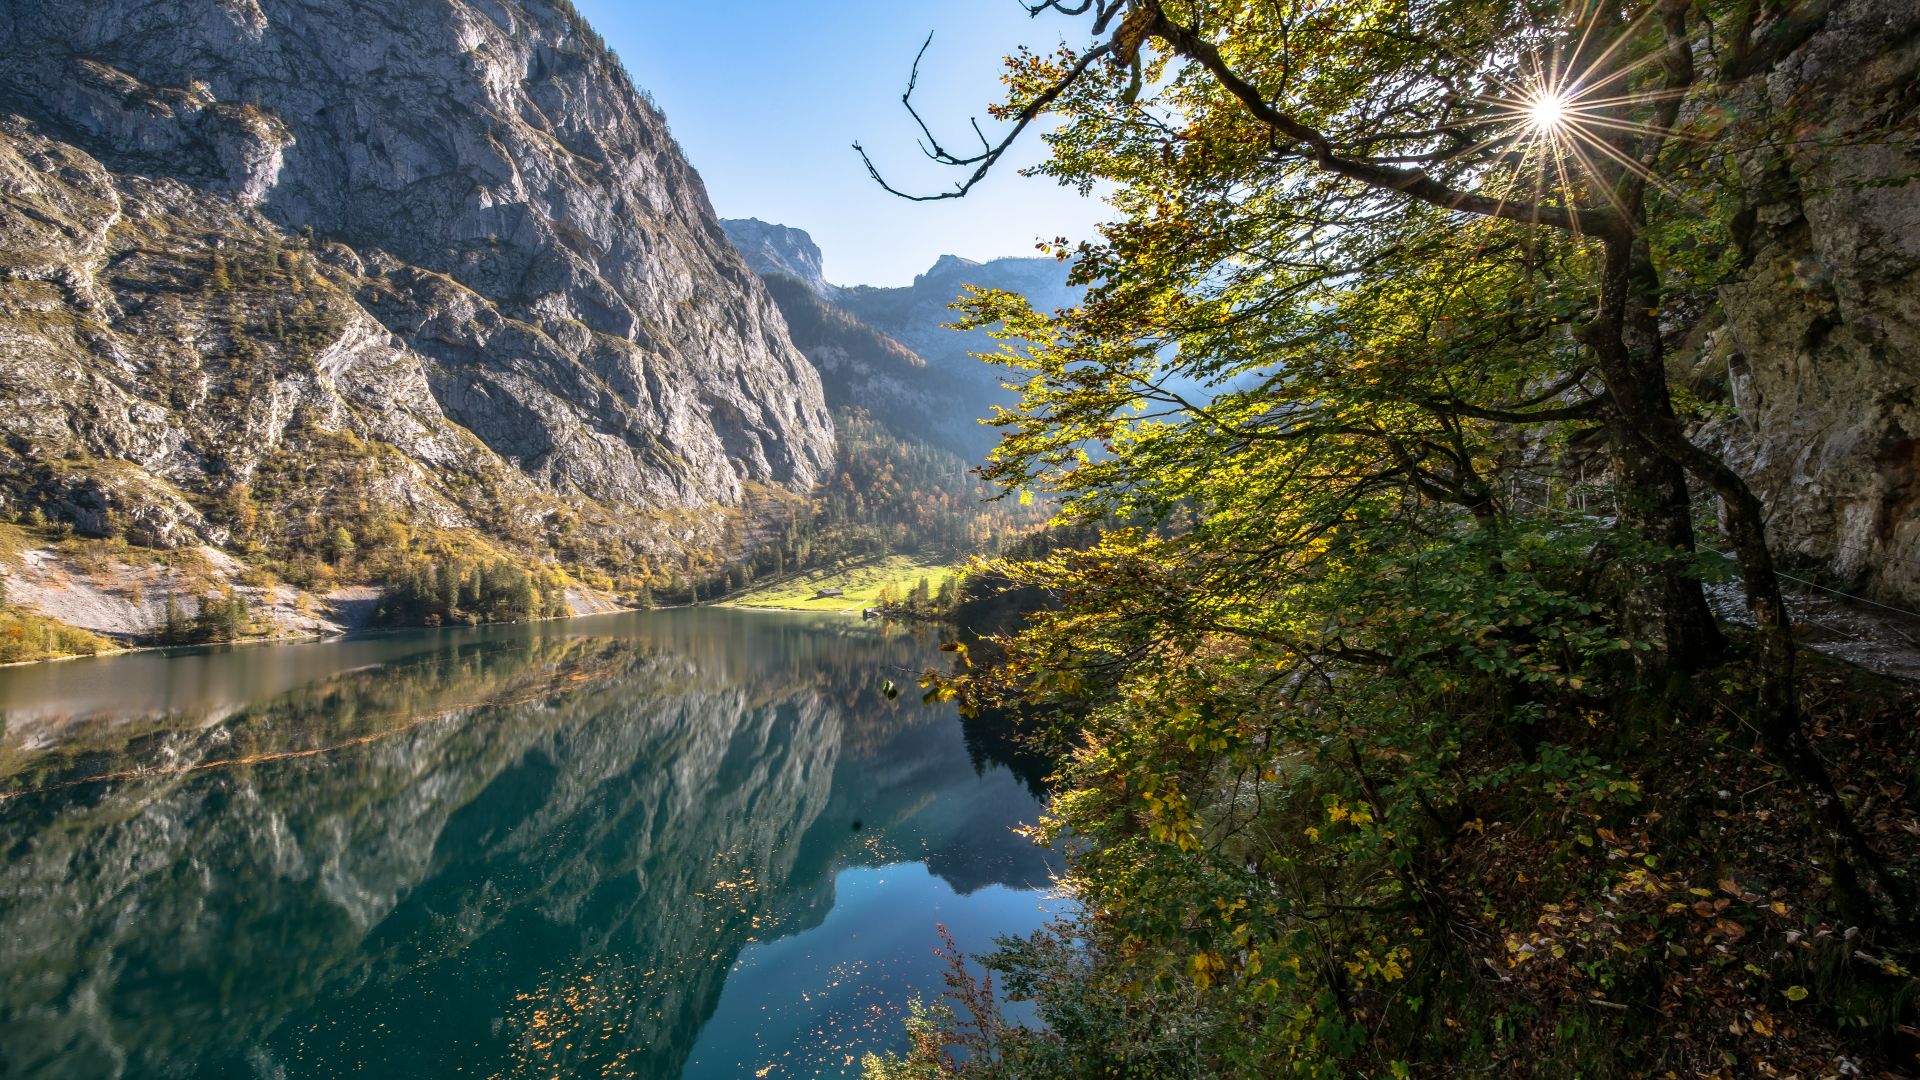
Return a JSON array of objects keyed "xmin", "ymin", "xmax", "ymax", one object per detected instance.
[
  {"xmin": 722, "ymin": 553, "xmax": 961, "ymax": 613},
  {"xmin": 0, "ymin": 522, "xmax": 36, "ymax": 568}
]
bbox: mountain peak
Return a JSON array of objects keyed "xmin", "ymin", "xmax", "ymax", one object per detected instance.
[
  {"xmin": 721, "ymin": 218, "xmax": 834, "ymax": 298},
  {"xmin": 922, "ymin": 254, "xmax": 983, "ymax": 280}
]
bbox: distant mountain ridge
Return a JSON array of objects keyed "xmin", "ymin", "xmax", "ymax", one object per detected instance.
[
  {"xmin": 722, "ymin": 217, "xmax": 839, "ymax": 300},
  {"xmin": 722, "ymin": 218, "xmax": 1082, "ymax": 462}
]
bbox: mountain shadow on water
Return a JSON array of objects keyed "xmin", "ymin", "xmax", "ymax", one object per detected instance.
[{"xmin": 0, "ymin": 609, "xmax": 1056, "ymax": 1079}]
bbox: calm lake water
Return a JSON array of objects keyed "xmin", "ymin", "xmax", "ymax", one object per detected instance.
[{"xmin": 0, "ymin": 609, "xmax": 1060, "ymax": 1078}]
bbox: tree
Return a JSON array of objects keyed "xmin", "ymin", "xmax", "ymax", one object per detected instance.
[
  {"xmin": 870, "ymin": 0, "xmax": 1893, "ymax": 889},
  {"xmin": 160, "ymin": 592, "xmax": 186, "ymax": 644},
  {"xmin": 865, "ymin": 1, "xmax": 1912, "ymax": 1073},
  {"xmin": 868, "ymin": 0, "xmax": 1745, "ymax": 659}
]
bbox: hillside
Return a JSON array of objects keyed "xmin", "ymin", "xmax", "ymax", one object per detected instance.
[
  {"xmin": 0, "ymin": 0, "xmax": 832, "ymax": 619},
  {"xmin": 723, "ymin": 218, "xmax": 1083, "ymax": 462}
]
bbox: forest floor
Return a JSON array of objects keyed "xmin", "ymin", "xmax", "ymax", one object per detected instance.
[{"xmin": 722, "ymin": 553, "xmax": 960, "ymax": 613}]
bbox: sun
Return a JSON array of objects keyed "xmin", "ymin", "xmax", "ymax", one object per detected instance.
[{"xmin": 1527, "ymin": 92, "xmax": 1569, "ymax": 132}]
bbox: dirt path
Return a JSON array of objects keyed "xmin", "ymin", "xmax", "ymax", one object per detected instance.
[{"xmin": 1711, "ymin": 580, "xmax": 1920, "ymax": 683}]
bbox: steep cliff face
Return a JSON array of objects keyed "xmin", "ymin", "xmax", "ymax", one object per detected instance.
[
  {"xmin": 0, "ymin": 0, "xmax": 832, "ymax": 557},
  {"xmin": 1708, "ymin": 0, "xmax": 1920, "ymax": 605},
  {"xmin": 723, "ymin": 217, "xmax": 839, "ymax": 300}
]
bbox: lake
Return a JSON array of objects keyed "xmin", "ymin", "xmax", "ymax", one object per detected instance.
[{"xmin": 0, "ymin": 609, "xmax": 1061, "ymax": 1078}]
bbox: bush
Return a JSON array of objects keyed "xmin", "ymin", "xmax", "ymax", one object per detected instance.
[{"xmin": 0, "ymin": 608, "xmax": 112, "ymax": 663}]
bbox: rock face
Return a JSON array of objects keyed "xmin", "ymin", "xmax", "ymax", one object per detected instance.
[
  {"xmin": 723, "ymin": 217, "xmax": 838, "ymax": 300},
  {"xmin": 722, "ymin": 219, "xmax": 1082, "ymax": 462},
  {"xmin": 839, "ymin": 253, "xmax": 1084, "ymax": 371},
  {"xmin": 0, "ymin": 0, "xmax": 832, "ymax": 557},
  {"xmin": 835, "ymin": 253, "xmax": 1084, "ymax": 460},
  {"xmin": 1709, "ymin": 0, "xmax": 1920, "ymax": 606}
]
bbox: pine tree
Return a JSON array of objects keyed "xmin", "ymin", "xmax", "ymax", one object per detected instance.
[{"xmin": 161, "ymin": 593, "xmax": 185, "ymax": 645}]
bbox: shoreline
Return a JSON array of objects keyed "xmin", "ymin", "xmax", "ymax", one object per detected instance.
[
  {"xmin": 0, "ymin": 599, "xmax": 939, "ymax": 670},
  {"xmin": 0, "ymin": 603, "xmax": 644, "ymax": 670}
]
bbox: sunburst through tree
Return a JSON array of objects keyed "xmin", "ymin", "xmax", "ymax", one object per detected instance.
[{"xmin": 860, "ymin": 1, "xmax": 1918, "ymax": 1074}]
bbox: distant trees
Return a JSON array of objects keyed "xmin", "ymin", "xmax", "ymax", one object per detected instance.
[
  {"xmin": 375, "ymin": 557, "xmax": 565, "ymax": 627},
  {"xmin": 155, "ymin": 590, "xmax": 254, "ymax": 646},
  {"xmin": 643, "ymin": 408, "xmax": 1048, "ymax": 608},
  {"xmin": 875, "ymin": 571, "xmax": 961, "ymax": 622},
  {"xmin": 780, "ymin": 408, "xmax": 1045, "ymax": 567}
]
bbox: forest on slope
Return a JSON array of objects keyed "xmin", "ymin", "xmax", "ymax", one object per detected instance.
[{"xmin": 856, "ymin": 1, "xmax": 1920, "ymax": 1077}]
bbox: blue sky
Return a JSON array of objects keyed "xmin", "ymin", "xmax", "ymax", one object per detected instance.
[{"xmin": 576, "ymin": 0, "xmax": 1108, "ymax": 287}]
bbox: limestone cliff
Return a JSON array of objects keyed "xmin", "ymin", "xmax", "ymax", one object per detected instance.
[
  {"xmin": 0, "ymin": 0, "xmax": 832, "ymax": 560},
  {"xmin": 723, "ymin": 216, "xmax": 839, "ymax": 300},
  {"xmin": 1705, "ymin": 0, "xmax": 1920, "ymax": 606}
]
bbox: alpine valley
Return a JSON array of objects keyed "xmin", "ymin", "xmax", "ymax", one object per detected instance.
[{"xmin": 0, "ymin": 0, "xmax": 1064, "ymax": 651}]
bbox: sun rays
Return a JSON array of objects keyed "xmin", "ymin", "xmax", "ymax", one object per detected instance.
[
  {"xmin": 1446, "ymin": 0, "xmax": 1711, "ymax": 227},
  {"xmin": 1527, "ymin": 91, "xmax": 1570, "ymax": 132}
]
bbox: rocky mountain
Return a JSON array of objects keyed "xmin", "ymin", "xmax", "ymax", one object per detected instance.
[
  {"xmin": 0, "ymin": 0, "xmax": 832, "ymax": 562},
  {"xmin": 722, "ymin": 218, "xmax": 1082, "ymax": 462},
  {"xmin": 837, "ymin": 252, "xmax": 1084, "ymax": 380},
  {"xmin": 1703, "ymin": 0, "xmax": 1920, "ymax": 608},
  {"xmin": 722, "ymin": 217, "xmax": 838, "ymax": 300}
]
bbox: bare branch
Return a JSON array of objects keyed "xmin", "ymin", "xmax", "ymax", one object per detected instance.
[
  {"xmin": 1416, "ymin": 394, "xmax": 1610, "ymax": 424},
  {"xmin": 855, "ymin": 38, "xmax": 1115, "ymax": 203}
]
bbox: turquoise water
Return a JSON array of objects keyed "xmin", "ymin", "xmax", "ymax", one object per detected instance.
[{"xmin": 0, "ymin": 609, "xmax": 1060, "ymax": 1078}]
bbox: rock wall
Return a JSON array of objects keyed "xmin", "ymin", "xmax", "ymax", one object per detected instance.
[
  {"xmin": 1713, "ymin": 0, "xmax": 1920, "ymax": 605},
  {"xmin": 723, "ymin": 217, "xmax": 840, "ymax": 300},
  {"xmin": 0, "ymin": 0, "xmax": 832, "ymax": 559},
  {"xmin": 722, "ymin": 218, "xmax": 1086, "ymax": 462}
]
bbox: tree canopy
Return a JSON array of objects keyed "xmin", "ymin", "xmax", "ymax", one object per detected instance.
[{"xmin": 861, "ymin": 1, "xmax": 1918, "ymax": 1075}]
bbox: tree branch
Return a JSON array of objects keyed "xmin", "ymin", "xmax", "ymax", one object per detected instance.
[
  {"xmin": 1142, "ymin": 7, "xmax": 1622, "ymax": 239},
  {"xmin": 855, "ymin": 36, "xmax": 1115, "ymax": 202}
]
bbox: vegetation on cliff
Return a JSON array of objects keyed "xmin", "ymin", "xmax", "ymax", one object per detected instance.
[{"xmin": 863, "ymin": 0, "xmax": 1920, "ymax": 1075}]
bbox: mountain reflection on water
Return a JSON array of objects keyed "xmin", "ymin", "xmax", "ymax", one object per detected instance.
[{"xmin": 0, "ymin": 609, "xmax": 1060, "ymax": 1078}]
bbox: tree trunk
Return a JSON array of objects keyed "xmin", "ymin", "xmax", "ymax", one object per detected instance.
[
  {"xmin": 1590, "ymin": 233, "xmax": 1908, "ymax": 918},
  {"xmin": 1586, "ymin": 237, "xmax": 1725, "ymax": 678}
]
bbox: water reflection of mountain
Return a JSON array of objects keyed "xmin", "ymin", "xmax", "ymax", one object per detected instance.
[{"xmin": 0, "ymin": 610, "xmax": 1052, "ymax": 1079}]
